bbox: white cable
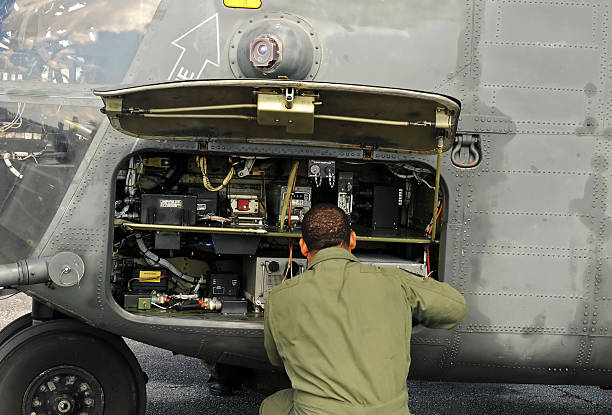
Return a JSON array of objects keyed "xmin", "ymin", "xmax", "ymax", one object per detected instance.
[
  {"xmin": 3, "ymin": 153, "xmax": 23, "ymax": 179},
  {"xmin": 115, "ymin": 204, "xmax": 130, "ymax": 218},
  {"xmin": 143, "ymin": 257, "xmax": 158, "ymax": 267},
  {"xmin": 125, "ymin": 157, "xmax": 134, "ymax": 196},
  {"xmin": 413, "ymin": 173, "xmax": 434, "ymax": 189},
  {"xmin": 135, "ymin": 235, "xmax": 197, "ymax": 285},
  {"xmin": 0, "ymin": 103, "xmax": 25, "ymax": 132},
  {"xmin": 125, "ymin": 157, "xmax": 137, "ymax": 197},
  {"xmin": 169, "ymin": 294, "xmax": 199, "ymax": 300},
  {"xmin": 118, "ymin": 157, "xmax": 142, "ymax": 218},
  {"xmin": 193, "ymin": 275, "xmax": 206, "ymax": 294},
  {"xmin": 135, "ymin": 157, "xmax": 143, "ymax": 190},
  {"xmin": 204, "ymin": 214, "xmax": 231, "ymax": 223}
]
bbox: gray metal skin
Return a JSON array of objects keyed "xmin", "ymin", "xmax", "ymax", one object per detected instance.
[{"xmin": 2, "ymin": 0, "xmax": 611, "ymax": 387}]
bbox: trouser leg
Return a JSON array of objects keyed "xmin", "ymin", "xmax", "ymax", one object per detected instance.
[{"xmin": 259, "ymin": 388, "xmax": 294, "ymax": 415}]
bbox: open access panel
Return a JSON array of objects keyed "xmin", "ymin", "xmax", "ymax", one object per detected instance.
[{"xmin": 95, "ymin": 80, "xmax": 460, "ymax": 318}]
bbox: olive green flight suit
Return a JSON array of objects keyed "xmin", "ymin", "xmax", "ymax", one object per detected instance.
[{"xmin": 260, "ymin": 247, "xmax": 467, "ymax": 415}]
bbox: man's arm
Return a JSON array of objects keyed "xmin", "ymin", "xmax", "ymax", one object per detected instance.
[
  {"xmin": 401, "ymin": 272, "xmax": 467, "ymax": 329},
  {"xmin": 264, "ymin": 297, "xmax": 284, "ymax": 367}
]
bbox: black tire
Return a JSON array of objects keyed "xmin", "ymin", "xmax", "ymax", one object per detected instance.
[
  {"xmin": 0, "ymin": 313, "xmax": 32, "ymax": 348},
  {"xmin": 0, "ymin": 319, "xmax": 146, "ymax": 415}
]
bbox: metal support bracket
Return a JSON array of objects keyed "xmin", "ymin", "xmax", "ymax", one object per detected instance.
[
  {"xmin": 256, "ymin": 90, "xmax": 315, "ymax": 134},
  {"xmin": 236, "ymin": 158, "xmax": 257, "ymax": 178},
  {"xmin": 435, "ymin": 107, "xmax": 452, "ymax": 129}
]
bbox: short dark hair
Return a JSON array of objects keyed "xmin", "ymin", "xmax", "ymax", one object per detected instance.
[{"xmin": 302, "ymin": 203, "xmax": 351, "ymax": 251}]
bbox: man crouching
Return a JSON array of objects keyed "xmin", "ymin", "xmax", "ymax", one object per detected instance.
[{"xmin": 260, "ymin": 203, "xmax": 467, "ymax": 415}]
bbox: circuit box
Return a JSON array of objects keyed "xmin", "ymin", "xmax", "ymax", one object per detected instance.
[
  {"xmin": 243, "ymin": 257, "xmax": 308, "ymax": 306},
  {"xmin": 208, "ymin": 273, "xmax": 240, "ymax": 297},
  {"xmin": 141, "ymin": 194, "xmax": 197, "ymax": 226}
]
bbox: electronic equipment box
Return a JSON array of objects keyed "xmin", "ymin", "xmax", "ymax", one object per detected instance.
[{"xmin": 243, "ymin": 257, "xmax": 308, "ymax": 306}]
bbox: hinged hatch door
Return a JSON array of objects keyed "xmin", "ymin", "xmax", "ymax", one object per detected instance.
[{"xmin": 94, "ymin": 79, "xmax": 461, "ymax": 154}]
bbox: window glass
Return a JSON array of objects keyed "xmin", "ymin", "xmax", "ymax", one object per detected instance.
[
  {"xmin": 0, "ymin": 1, "xmax": 161, "ymax": 262},
  {"xmin": 0, "ymin": 0, "xmax": 160, "ymax": 84},
  {"xmin": 0, "ymin": 103, "xmax": 103, "ymax": 262}
]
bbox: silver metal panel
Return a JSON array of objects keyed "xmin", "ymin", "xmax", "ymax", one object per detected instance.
[
  {"xmin": 484, "ymin": 2, "xmax": 598, "ymax": 45},
  {"xmin": 587, "ymin": 337, "xmax": 612, "ymax": 371},
  {"xmin": 593, "ymin": 297, "xmax": 612, "ymax": 334},
  {"xmin": 314, "ymin": 21, "xmax": 461, "ymax": 90},
  {"xmin": 454, "ymin": 332, "xmax": 582, "ymax": 368},
  {"xmin": 602, "ymin": 238, "xmax": 612, "ymax": 263},
  {"xmin": 481, "ymin": 46, "xmax": 600, "ymax": 89},
  {"xmin": 469, "ymin": 173, "xmax": 590, "ymax": 213},
  {"xmin": 124, "ymin": 0, "xmax": 463, "ymax": 90},
  {"xmin": 462, "ymin": 295, "xmax": 582, "ymax": 332},
  {"xmin": 468, "ymin": 214, "xmax": 592, "ymax": 248},
  {"xmin": 487, "ymin": 88, "xmax": 587, "ymax": 126},
  {"xmin": 464, "ymin": 252, "xmax": 590, "ymax": 296},
  {"xmin": 484, "ymin": 135, "xmax": 598, "ymax": 171},
  {"xmin": 355, "ymin": 254, "xmax": 426, "ymax": 276}
]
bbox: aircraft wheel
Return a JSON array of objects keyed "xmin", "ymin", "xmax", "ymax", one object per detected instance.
[
  {"xmin": 0, "ymin": 319, "xmax": 146, "ymax": 415},
  {"xmin": 0, "ymin": 313, "xmax": 32, "ymax": 347}
]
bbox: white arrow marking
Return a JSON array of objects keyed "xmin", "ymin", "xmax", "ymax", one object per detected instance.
[{"xmin": 167, "ymin": 13, "xmax": 220, "ymax": 81}]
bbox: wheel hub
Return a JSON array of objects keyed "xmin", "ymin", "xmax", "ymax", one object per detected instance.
[
  {"xmin": 54, "ymin": 395, "xmax": 74, "ymax": 413},
  {"xmin": 22, "ymin": 366, "xmax": 104, "ymax": 415}
]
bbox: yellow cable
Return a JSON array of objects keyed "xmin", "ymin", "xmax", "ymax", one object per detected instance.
[
  {"xmin": 280, "ymin": 161, "xmax": 299, "ymax": 231},
  {"xmin": 198, "ymin": 156, "xmax": 235, "ymax": 192}
]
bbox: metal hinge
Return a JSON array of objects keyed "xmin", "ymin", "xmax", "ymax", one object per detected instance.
[{"xmin": 451, "ymin": 134, "xmax": 481, "ymax": 168}]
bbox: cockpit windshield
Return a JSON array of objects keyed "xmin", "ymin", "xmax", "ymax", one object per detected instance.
[{"xmin": 0, "ymin": 0, "xmax": 161, "ymax": 262}]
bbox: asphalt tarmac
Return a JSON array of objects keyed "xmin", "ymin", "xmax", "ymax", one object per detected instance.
[{"xmin": 2, "ymin": 293, "xmax": 611, "ymax": 414}]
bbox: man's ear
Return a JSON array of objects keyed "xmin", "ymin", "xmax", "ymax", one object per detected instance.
[
  {"xmin": 348, "ymin": 231, "xmax": 357, "ymax": 251},
  {"xmin": 299, "ymin": 238, "xmax": 309, "ymax": 257}
]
